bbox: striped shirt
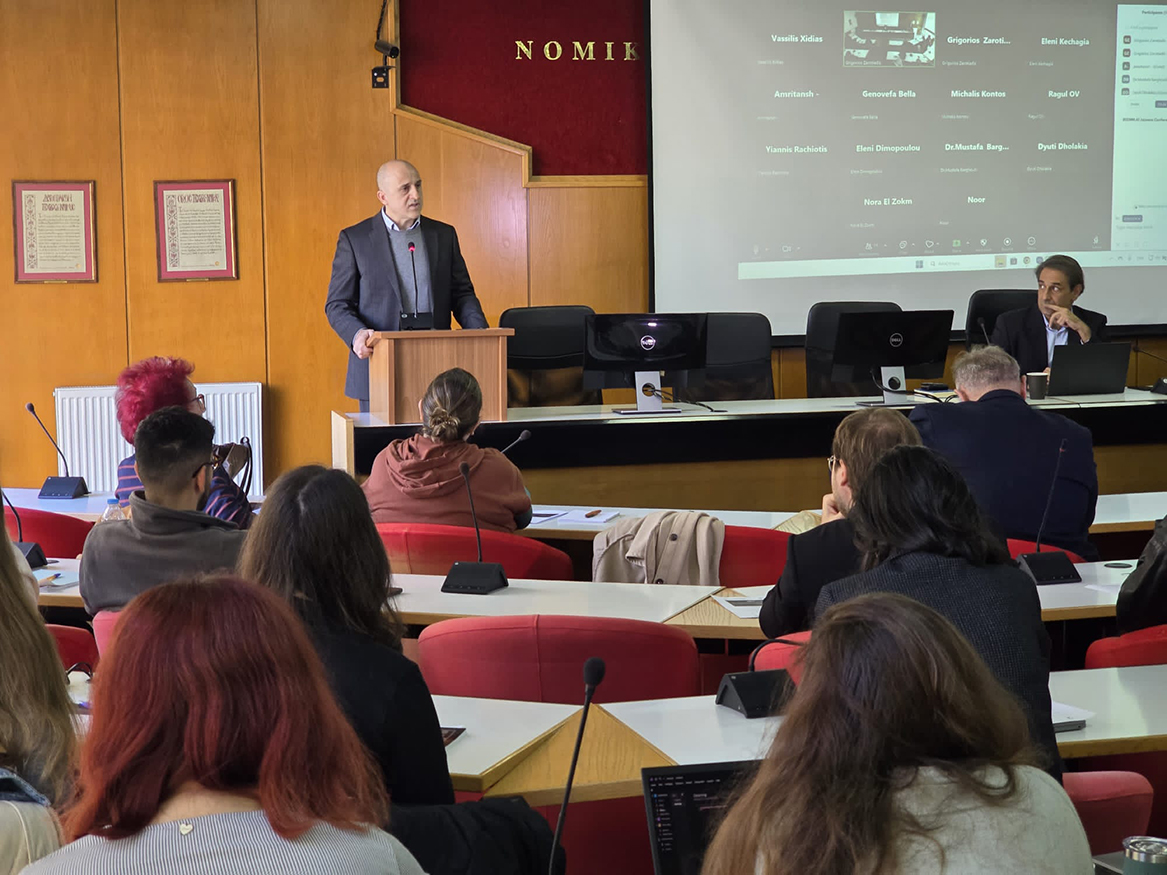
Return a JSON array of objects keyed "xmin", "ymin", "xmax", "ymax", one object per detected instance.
[
  {"xmin": 23, "ymin": 809, "xmax": 428, "ymax": 875},
  {"xmin": 116, "ymin": 454, "xmax": 253, "ymax": 529}
]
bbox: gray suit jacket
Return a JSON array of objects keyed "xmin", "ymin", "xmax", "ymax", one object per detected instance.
[
  {"xmin": 325, "ymin": 214, "xmax": 488, "ymax": 400},
  {"xmin": 815, "ymin": 551, "xmax": 1063, "ymax": 782}
]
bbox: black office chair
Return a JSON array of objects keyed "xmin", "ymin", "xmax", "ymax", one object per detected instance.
[
  {"xmin": 805, "ymin": 301, "xmax": 902, "ymax": 397},
  {"xmin": 675, "ymin": 312, "xmax": 775, "ymax": 402},
  {"xmin": 498, "ymin": 305, "xmax": 601, "ymax": 407},
  {"xmin": 965, "ymin": 289, "xmax": 1034, "ymax": 350}
]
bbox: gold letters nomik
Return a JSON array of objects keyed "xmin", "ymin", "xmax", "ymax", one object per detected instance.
[{"xmin": 515, "ymin": 40, "xmax": 639, "ymax": 61}]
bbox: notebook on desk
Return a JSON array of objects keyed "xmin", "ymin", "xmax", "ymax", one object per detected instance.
[{"xmin": 642, "ymin": 760, "xmax": 758, "ymax": 875}]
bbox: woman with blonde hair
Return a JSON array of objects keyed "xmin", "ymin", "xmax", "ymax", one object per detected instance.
[
  {"xmin": 362, "ymin": 367, "xmax": 532, "ymax": 532},
  {"xmin": 702, "ymin": 593, "xmax": 1092, "ymax": 875},
  {"xmin": 0, "ymin": 525, "xmax": 75, "ymax": 870}
]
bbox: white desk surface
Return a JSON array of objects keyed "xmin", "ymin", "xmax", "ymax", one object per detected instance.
[
  {"xmin": 392, "ymin": 574, "xmax": 719, "ymax": 625},
  {"xmin": 1050, "ymin": 665, "xmax": 1167, "ymax": 756},
  {"xmin": 433, "ymin": 695, "xmax": 578, "ymax": 785},
  {"xmin": 5, "ymin": 488, "xmax": 115, "ymax": 521},
  {"xmin": 731, "ymin": 561, "xmax": 1130, "ymax": 622},
  {"xmin": 603, "ymin": 696, "xmax": 780, "ymax": 766},
  {"xmin": 525, "ymin": 505, "xmax": 796, "ymax": 539},
  {"xmin": 35, "ymin": 558, "xmax": 82, "ymax": 608},
  {"xmin": 1095, "ymin": 492, "xmax": 1165, "ymax": 530}
]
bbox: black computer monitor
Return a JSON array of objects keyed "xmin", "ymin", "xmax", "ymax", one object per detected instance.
[
  {"xmin": 583, "ymin": 313, "xmax": 708, "ymax": 413},
  {"xmin": 831, "ymin": 309, "xmax": 954, "ymax": 404}
]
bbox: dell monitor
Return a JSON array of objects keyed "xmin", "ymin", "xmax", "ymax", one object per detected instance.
[
  {"xmin": 832, "ymin": 309, "xmax": 954, "ymax": 405},
  {"xmin": 583, "ymin": 313, "xmax": 708, "ymax": 414}
]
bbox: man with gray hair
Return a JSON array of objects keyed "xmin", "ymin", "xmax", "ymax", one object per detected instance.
[
  {"xmin": 909, "ymin": 346, "xmax": 1098, "ymax": 559},
  {"xmin": 325, "ymin": 159, "xmax": 488, "ymax": 409}
]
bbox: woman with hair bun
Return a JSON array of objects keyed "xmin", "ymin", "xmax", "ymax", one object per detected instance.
[{"xmin": 363, "ymin": 368, "xmax": 532, "ymax": 532}]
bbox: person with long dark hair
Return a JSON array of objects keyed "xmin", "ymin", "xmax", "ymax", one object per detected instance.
[
  {"xmin": 239, "ymin": 466, "xmax": 453, "ymax": 806},
  {"xmin": 362, "ymin": 368, "xmax": 532, "ymax": 532},
  {"xmin": 814, "ymin": 444, "xmax": 1063, "ymax": 780},
  {"xmin": 703, "ymin": 593, "xmax": 1091, "ymax": 875},
  {"xmin": 24, "ymin": 575, "xmax": 425, "ymax": 874}
]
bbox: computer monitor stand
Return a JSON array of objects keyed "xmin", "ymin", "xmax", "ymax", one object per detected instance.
[
  {"xmin": 857, "ymin": 366, "xmax": 912, "ymax": 408},
  {"xmin": 613, "ymin": 370, "xmax": 685, "ymax": 415}
]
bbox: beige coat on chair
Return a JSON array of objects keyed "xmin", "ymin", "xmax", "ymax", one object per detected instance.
[{"xmin": 592, "ymin": 510, "xmax": 725, "ymax": 586}]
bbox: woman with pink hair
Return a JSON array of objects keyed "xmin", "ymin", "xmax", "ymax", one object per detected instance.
[{"xmin": 113, "ymin": 357, "xmax": 252, "ymax": 528}]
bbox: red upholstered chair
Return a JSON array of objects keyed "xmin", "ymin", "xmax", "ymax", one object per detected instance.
[
  {"xmin": 418, "ymin": 614, "xmax": 700, "ymax": 875},
  {"xmin": 1063, "ymin": 771, "xmax": 1153, "ymax": 854},
  {"xmin": 46, "ymin": 624, "xmax": 98, "ymax": 672},
  {"xmin": 92, "ymin": 610, "xmax": 121, "ymax": 656},
  {"xmin": 1079, "ymin": 624, "xmax": 1167, "ymax": 836},
  {"xmin": 719, "ymin": 526, "xmax": 790, "ymax": 589},
  {"xmin": 4, "ymin": 507, "xmax": 94, "ymax": 559},
  {"xmin": 751, "ymin": 629, "xmax": 812, "ymax": 684},
  {"xmin": 376, "ymin": 522, "xmax": 572, "ymax": 580},
  {"xmin": 1005, "ymin": 539, "xmax": 1086, "ymax": 564}
]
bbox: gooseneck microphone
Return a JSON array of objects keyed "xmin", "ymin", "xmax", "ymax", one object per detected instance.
[
  {"xmin": 549, "ymin": 657, "xmax": 606, "ymax": 875},
  {"xmin": 407, "ymin": 241, "xmax": 420, "ymax": 319},
  {"xmin": 1017, "ymin": 438, "xmax": 1082, "ymax": 585},
  {"xmin": 1132, "ymin": 345, "xmax": 1167, "ymax": 395},
  {"xmin": 440, "ymin": 462, "xmax": 509, "ymax": 594},
  {"xmin": 1, "ymin": 489, "xmax": 47, "ymax": 568},
  {"xmin": 25, "ymin": 402, "xmax": 88, "ymax": 499},
  {"xmin": 977, "ymin": 317, "xmax": 991, "ymax": 347},
  {"xmin": 500, "ymin": 429, "xmax": 532, "ymax": 456}
]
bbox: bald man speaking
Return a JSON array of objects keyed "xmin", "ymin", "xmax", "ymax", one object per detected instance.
[{"xmin": 325, "ymin": 160, "xmax": 488, "ymax": 409}]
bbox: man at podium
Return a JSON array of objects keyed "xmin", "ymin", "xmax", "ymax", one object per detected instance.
[{"xmin": 325, "ymin": 159, "xmax": 488, "ymax": 410}]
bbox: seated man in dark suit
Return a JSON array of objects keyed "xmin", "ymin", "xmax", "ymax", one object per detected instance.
[
  {"xmin": 989, "ymin": 254, "xmax": 1107, "ymax": 374},
  {"xmin": 909, "ymin": 346, "xmax": 1098, "ymax": 559},
  {"xmin": 758, "ymin": 408, "xmax": 921, "ymax": 637},
  {"xmin": 814, "ymin": 445, "xmax": 1063, "ymax": 781}
]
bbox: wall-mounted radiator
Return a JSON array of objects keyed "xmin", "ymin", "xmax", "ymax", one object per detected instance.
[{"xmin": 53, "ymin": 382, "xmax": 264, "ymax": 499}]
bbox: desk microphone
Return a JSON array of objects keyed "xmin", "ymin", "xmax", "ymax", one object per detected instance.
[
  {"xmin": 976, "ymin": 317, "xmax": 991, "ymax": 347},
  {"xmin": 400, "ymin": 241, "xmax": 434, "ymax": 330},
  {"xmin": 440, "ymin": 462, "xmax": 508, "ymax": 594},
  {"xmin": 549, "ymin": 657, "xmax": 606, "ymax": 875},
  {"xmin": 1132, "ymin": 345, "xmax": 1167, "ymax": 395},
  {"xmin": 25, "ymin": 403, "xmax": 88, "ymax": 499},
  {"xmin": 1, "ymin": 490, "xmax": 47, "ymax": 568},
  {"xmin": 500, "ymin": 429, "xmax": 531, "ymax": 456},
  {"xmin": 1016, "ymin": 438, "xmax": 1081, "ymax": 585}
]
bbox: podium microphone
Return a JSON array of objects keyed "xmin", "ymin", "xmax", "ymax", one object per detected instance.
[
  {"xmin": 441, "ymin": 462, "xmax": 509, "ymax": 594},
  {"xmin": 500, "ymin": 429, "xmax": 531, "ymax": 456},
  {"xmin": 1, "ymin": 490, "xmax": 47, "ymax": 568},
  {"xmin": 401, "ymin": 241, "xmax": 433, "ymax": 330},
  {"xmin": 976, "ymin": 317, "xmax": 991, "ymax": 347},
  {"xmin": 549, "ymin": 657, "xmax": 606, "ymax": 875},
  {"xmin": 25, "ymin": 403, "xmax": 88, "ymax": 499},
  {"xmin": 1017, "ymin": 438, "xmax": 1081, "ymax": 585}
]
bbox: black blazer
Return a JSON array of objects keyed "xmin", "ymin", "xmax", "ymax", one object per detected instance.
[
  {"xmin": 815, "ymin": 551, "xmax": 1063, "ymax": 782},
  {"xmin": 759, "ymin": 519, "xmax": 862, "ymax": 638},
  {"xmin": 325, "ymin": 214, "xmax": 489, "ymax": 400},
  {"xmin": 989, "ymin": 302, "xmax": 1107, "ymax": 374},
  {"xmin": 909, "ymin": 390, "xmax": 1098, "ymax": 559},
  {"xmin": 308, "ymin": 618, "xmax": 455, "ymax": 806}
]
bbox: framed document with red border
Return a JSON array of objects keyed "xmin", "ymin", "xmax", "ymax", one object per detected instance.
[
  {"xmin": 153, "ymin": 179, "xmax": 238, "ymax": 281},
  {"xmin": 12, "ymin": 181, "xmax": 96, "ymax": 283}
]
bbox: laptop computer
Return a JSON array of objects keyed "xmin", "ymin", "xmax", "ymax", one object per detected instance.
[
  {"xmin": 1047, "ymin": 342, "xmax": 1131, "ymax": 395},
  {"xmin": 642, "ymin": 760, "xmax": 759, "ymax": 875}
]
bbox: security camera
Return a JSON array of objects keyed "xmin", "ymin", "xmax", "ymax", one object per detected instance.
[{"xmin": 374, "ymin": 40, "xmax": 400, "ymax": 59}]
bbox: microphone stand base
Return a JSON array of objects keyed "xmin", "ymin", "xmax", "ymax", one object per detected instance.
[
  {"xmin": 16, "ymin": 541, "xmax": 47, "ymax": 569},
  {"xmin": 1018, "ymin": 550, "xmax": 1082, "ymax": 585},
  {"xmin": 38, "ymin": 476, "xmax": 88, "ymax": 499},
  {"xmin": 442, "ymin": 561, "xmax": 509, "ymax": 594}
]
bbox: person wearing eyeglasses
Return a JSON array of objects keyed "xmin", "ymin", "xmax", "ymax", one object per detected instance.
[
  {"xmin": 80, "ymin": 408, "xmax": 246, "ymax": 616},
  {"xmin": 114, "ymin": 357, "xmax": 252, "ymax": 528}
]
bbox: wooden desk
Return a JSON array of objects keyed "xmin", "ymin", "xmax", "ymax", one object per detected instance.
[
  {"xmin": 1051, "ymin": 665, "xmax": 1167, "ymax": 758},
  {"xmin": 664, "ymin": 562, "xmax": 1131, "ymax": 639},
  {"xmin": 520, "ymin": 505, "xmax": 797, "ymax": 542},
  {"xmin": 34, "ymin": 559, "xmax": 82, "ymax": 609},
  {"xmin": 5, "ymin": 488, "xmax": 115, "ymax": 522}
]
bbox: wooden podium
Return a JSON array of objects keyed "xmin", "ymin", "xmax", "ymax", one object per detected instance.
[{"xmin": 367, "ymin": 328, "xmax": 514, "ymax": 424}]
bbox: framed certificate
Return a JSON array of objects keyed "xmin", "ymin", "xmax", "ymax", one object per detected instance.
[
  {"xmin": 153, "ymin": 179, "xmax": 238, "ymax": 281},
  {"xmin": 12, "ymin": 181, "xmax": 96, "ymax": 282}
]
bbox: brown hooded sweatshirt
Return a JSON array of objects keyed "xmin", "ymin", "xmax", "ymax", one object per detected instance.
[{"xmin": 362, "ymin": 434, "xmax": 532, "ymax": 533}]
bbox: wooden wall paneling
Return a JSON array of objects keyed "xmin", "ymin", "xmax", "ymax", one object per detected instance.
[
  {"xmin": 528, "ymin": 186, "xmax": 650, "ymax": 313},
  {"xmin": 0, "ymin": 0, "xmax": 127, "ymax": 487},
  {"xmin": 778, "ymin": 348, "xmax": 808, "ymax": 399},
  {"xmin": 117, "ymin": 0, "xmax": 266, "ymax": 384},
  {"xmin": 257, "ymin": 0, "xmax": 394, "ymax": 478},
  {"xmin": 1133, "ymin": 336, "xmax": 1167, "ymax": 387},
  {"xmin": 1096, "ymin": 444, "xmax": 1167, "ymax": 495},
  {"xmin": 396, "ymin": 112, "xmax": 529, "ymax": 325}
]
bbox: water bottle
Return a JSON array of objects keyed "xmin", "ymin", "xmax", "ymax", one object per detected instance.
[{"xmin": 100, "ymin": 498, "xmax": 125, "ymax": 522}]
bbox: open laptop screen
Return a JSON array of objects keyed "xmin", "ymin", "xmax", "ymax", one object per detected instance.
[{"xmin": 642, "ymin": 760, "xmax": 759, "ymax": 875}]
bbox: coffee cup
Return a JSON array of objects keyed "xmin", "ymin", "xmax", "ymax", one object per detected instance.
[{"xmin": 1027, "ymin": 371, "xmax": 1049, "ymax": 400}]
